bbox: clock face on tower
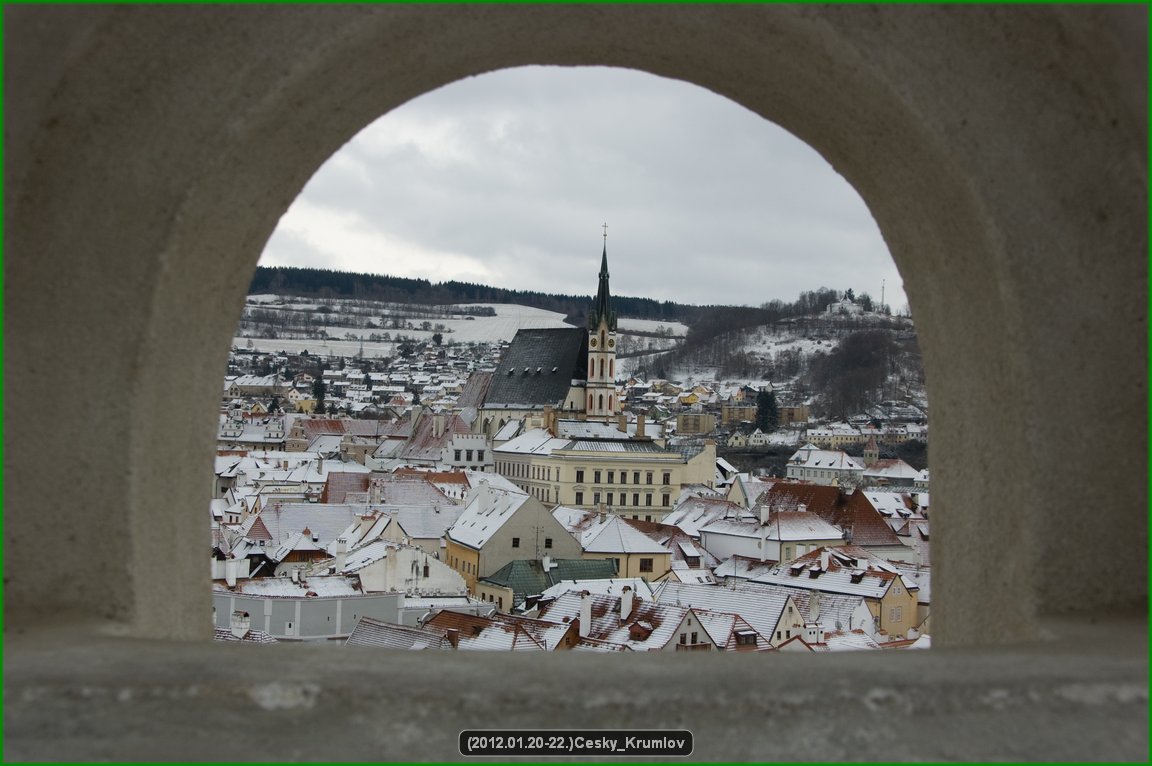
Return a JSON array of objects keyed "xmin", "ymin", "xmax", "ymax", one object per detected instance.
[
  {"xmin": 607, "ymin": 339, "xmax": 615, "ymax": 349},
  {"xmin": 589, "ymin": 338, "xmax": 598, "ymax": 348}
]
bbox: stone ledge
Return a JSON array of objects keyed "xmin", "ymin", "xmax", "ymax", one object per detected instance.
[{"xmin": 3, "ymin": 616, "xmax": 1147, "ymax": 761}]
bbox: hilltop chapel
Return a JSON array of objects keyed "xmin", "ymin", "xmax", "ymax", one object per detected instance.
[{"xmin": 472, "ymin": 237, "xmax": 623, "ymax": 438}]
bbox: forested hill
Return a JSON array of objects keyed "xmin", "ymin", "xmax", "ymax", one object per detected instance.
[{"xmin": 249, "ymin": 265, "xmax": 693, "ymax": 323}]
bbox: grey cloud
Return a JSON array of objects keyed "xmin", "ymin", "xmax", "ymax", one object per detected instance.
[{"xmin": 262, "ymin": 66, "xmax": 905, "ymax": 309}]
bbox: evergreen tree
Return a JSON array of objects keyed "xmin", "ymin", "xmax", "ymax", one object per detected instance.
[
  {"xmin": 312, "ymin": 378, "xmax": 327, "ymax": 414},
  {"xmin": 756, "ymin": 389, "xmax": 779, "ymax": 433}
]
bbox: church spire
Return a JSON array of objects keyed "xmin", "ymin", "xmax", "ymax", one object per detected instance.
[{"xmin": 589, "ymin": 225, "xmax": 617, "ymax": 331}]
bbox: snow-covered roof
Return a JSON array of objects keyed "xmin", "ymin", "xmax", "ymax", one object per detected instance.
[
  {"xmin": 787, "ymin": 446, "xmax": 865, "ymax": 471},
  {"xmin": 700, "ymin": 512, "xmax": 843, "ymax": 542},
  {"xmin": 215, "ymin": 575, "xmax": 362, "ymax": 598},
  {"xmin": 581, "ymin": 515, "xmax": 670, "ymax": 555},
  {"xmin": 652, "ymin": 581, "xmax": 793, "ymax": 639},
  {"xmin": 445, "ymin": 481, "xmax": 531, "ymax": 550},
  {"xmin": 663, "ymin": 496, "xmax": 753, "ymax": 537},
  {"xmin": 536, "ymin": 578, "xmax": 655, "ymax": 602}
]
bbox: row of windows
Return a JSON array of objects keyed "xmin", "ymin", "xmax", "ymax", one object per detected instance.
[
  {"xmin": 587, "ymin": 392, "xmax": 614, "ymax": 412},
  {"xmin": 453, "ymin": 449, "xmax": 485, "ymax": 463},
  {"xmin": 588, "ymin": 357, "xmax": 615, "ymax": 380},
  {"xmin": 511, "ymin": 536, "xmax": 553, "ymax": 549},
  {"xmin": 575, "ymin": 469, "xmax": 670, "ymax": 486},
  {"xmin": 496, "ymin": 462, "xmax": 675, "ymax": 491},
  {"xmin": 575, "ymin": 491, "xmax": 670, "ymax": 508}
]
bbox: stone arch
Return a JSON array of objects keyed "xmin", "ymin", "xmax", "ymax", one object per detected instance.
[{"xmin": 4, "ymin": 5, "xmax": 1144, "ymax": 657}]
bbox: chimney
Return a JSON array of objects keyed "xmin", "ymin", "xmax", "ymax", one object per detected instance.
[
  {"xmin": 229, "ymin": 610, "xmax": 251, "ymax": 640},
  {"xmin": 798, "ymin": 503, "xmax": 807, "ymax": 514},
  {"xmin": 620, "ymin": 586, "xmax": 634, "ymax": 621},
  {"xmin": 617, "ymin": 412, "xmax": 627, "ymax": 433},
  {"xmin": 335, "ymin": 537, "xmax": 348, "ymax": 573},
  {"xmin": 636, "ymin": 414, "xmax": 646, "ymax": 439},
  {"xmin": 760, "ymin": 522, "xmax": 769, "ymax": 563},
  {"xmin": 579, "ymin": 590, "xmax": 592, "ymax": 638},
  {"xmin": 808, "ymin": 589, "xmax": 821, "ymax": 622},
  {"xmin": 759, "ymin": 504, "xmax": 769, "ymax": 526},
  {"xmin": 542, "ymin": 554, "xmax": 554, "ymax": 572},
  {"xmin": 543, "ymin": 405, "xmax": 556, "ymax": 436},
  {"xmin": 477, "ymin": 480, "xmax": 492, "ymax": 513},
  {"xmin": 820, "ymin": 548, "xmax": 830, "ymax": 571},
  {"xmin": 317, "ymin": 456, "xmax": 324, "ymax": 475},
  {"xmin": 446, "ymin": 628, "xmax": 460, "ymax": 648},
  {"xmin": 433, "ymin": 412, "xmax": 446, "ymax": 439},
  {"xmin": 225, "ymin": 558, "xmax": 239, "ymax": 587}
]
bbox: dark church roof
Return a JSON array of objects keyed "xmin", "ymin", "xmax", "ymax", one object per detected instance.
[{"xmin": 484, "ymin": 327, "xmax": 587, "ymax": 407}]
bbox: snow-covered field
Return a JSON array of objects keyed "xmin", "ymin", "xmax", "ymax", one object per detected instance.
[
  {"xmin": 233, "ymin": 336, "xmax": 396, "ymax": 358},
  {"xmin": 240, "ymin": 296, "xmax": 691, "ymax": 354},
  {"xmin": 238, "ymin": 300, "xmax": 574, "ymax": 354},
  {"xmin": 616, "ymin": 317, "xmax": 689, "ymax": 337}
]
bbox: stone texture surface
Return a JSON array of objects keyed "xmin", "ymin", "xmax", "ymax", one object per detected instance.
[
  {"xmin": 3, "ymin": 5, "xmax": 1147, "ymax": 761},
  {"xmin": 3, "ymin": 617, "xmax": 1147, "ymax": 761}
]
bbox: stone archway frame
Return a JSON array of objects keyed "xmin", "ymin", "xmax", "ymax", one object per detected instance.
[{"xmin": 4, "ymin": 6, "xmax": 1145, "ymax": 644}]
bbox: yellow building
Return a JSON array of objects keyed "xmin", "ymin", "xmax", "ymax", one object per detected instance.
[
  {"xmin": 444, "ymin": 481, "xmax": 583, "ymax": 593},
  {"xmin": 754, "ymin": 546, "xmax": 921, "ymax": 640},
  {"xmin": 778, "ymin": 404, "xmax": 810, "ymax": 427},
  {"xmin": 577, "ymin": 514, "xmax": 672, "ymax": 580},
  {"xmin": 495, "ymin": 423, "xmax": 716, "ymax": 522},
  {"xmin": 677, "ymin": 412, "xmax": 716, "ymax": 435}
]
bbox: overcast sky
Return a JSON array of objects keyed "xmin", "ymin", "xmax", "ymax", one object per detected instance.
[{"xmin": 259, "ymin": 66, "xmax": 906, "ymax": 311}]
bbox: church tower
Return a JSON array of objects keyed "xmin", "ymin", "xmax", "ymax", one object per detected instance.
[{"xmin": 585, "ymin": 228, "xmax": 618, "ymax": 421}]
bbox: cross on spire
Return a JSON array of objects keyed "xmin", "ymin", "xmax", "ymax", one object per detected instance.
[{"xmin": 602, "ymin": 222, "xmax": 608, "ymax": 243}]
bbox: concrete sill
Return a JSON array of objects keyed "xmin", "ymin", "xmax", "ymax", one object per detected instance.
[{"xmin": 3, "ymin": 616, "xmax": 1147, "ymax": 762}]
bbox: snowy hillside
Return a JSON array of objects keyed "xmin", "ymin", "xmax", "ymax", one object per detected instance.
[{"xmin": 235, "ymin": 295, "xmax": 684, "ymax": 358}]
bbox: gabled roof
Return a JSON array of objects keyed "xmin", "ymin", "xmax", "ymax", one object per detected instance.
[
  {"xmin": 699, "ymin": 511, "xmax": 843, "ymax": 543},
  {"xmin": 751, "ymin": 546, "xmax": 916, "ymax": 599},
  {"xmin": 652, "ymin": 581, "xmax": 794, "ymax": 639},
  {"xmin": 536, "ymin": 578, "xmax": 655, "ymax": 603},
  {"xmin": 456, "ymin": 371, "xmax": 493, "ymax": 409},
  {"xmin": 446, "ymin": 482, "xmax": 533, "ymax": 550},
  {"xmin": 581, "ymin": 515, "xmax": 669, "ymax": 555},
  {"xmin": 401, "ymin": 412, "xmax": 471, "ymax": 462},
  {"xmin": 483, "ymin": 327, "xmax": 586, "ymax": 407},
  {"xmin": 216, "ymin": 575, "xmax": 362, "ymax": 598},
  {"xmin": 692, "ymin": 608, "xmax": 772, "ymax": 651},
  {"xmin": 537, "ymin": 591, "xmax": 688, "ymax": 651},
  {"xmin": 345, "ymin": 617, "xmax": 452, "ymax": 650},
  {"xmin": 713, "ymin": 555, "xmax": 778, "ymax": 581},
  {"xmin": 321, "ymin": 472, "xmax": 372, "ymax": 503},
  {"xmin": 618, "ymin": 518, "xmax": 722, "ymax": 570},
  {"xmin": 811, "ymin": 629, "xmax": 883, "ymax": 652},
  {"xmin": 423, "ymin": 610, "xmax": 546, "ymax": 651},
  {"xmin": 664, "ymin": 496, "xmax": 754, "ymax": 537},
  {"xmin": 787, "ymin": 446, "xmax": 865, "ymax": 471},
  {"xmin": 863, "ymin": 458, "xmax": 920, "ymax": 480},
  {"xmin": 213, "ymin": 627, "xmax": 278, "ymax": 644},
  {"xmin": 837, "ymin": 491, "xmax": 905, "ymax": 547}
]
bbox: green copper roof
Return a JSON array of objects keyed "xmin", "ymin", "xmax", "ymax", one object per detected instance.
[{"xmin": 480, "ymin": 558, "xmax": 619, "ymax": 606}]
